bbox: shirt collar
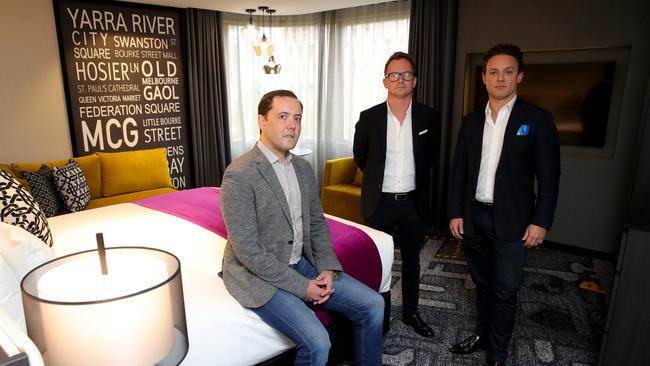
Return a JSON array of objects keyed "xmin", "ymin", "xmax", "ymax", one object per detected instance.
[
  {"xmin": 485, "ymin": 95, "xmax": 517, "ymax": 117},
  {"xmin": 257, "ymin": 141, "xmax": 292, "ymax": 164},
  {"xmin": 386, "ymin": 99, "xmax": 413, "ymax": 119}
]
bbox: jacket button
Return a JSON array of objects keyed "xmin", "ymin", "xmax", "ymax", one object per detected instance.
[{"xmin": 288, "ymin": 240, "xmax": 293, "ymax": 245}]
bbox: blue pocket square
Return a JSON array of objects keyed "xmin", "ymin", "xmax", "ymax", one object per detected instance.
[{"xmin": 516, "ymin": 124, "xmax": 529, "ymax": 136}]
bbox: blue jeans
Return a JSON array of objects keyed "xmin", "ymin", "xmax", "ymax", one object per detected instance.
[{"xmin": 252, "ymin": 256, "xmax": 384, "ymax": 366}]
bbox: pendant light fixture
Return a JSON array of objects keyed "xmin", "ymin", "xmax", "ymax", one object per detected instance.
[
  {"xmin": 254, "ymin": 6, "xmax": 270, "ymax": 57},
  {"xmin": 264, "ymin": 55, "xmax": 281, "ymax": 74},
  {"xmin": 250, "ymin": 5, "xmax": 281, "ymax": 74},
  {"xmin": 263, "ymin": 8, "xmax": 280, "ymax": 74},
  {"xmin": 265, "ymin": 9, "xmax": 276, "ymax": 57},
  {"xmin": 245, "ymin": 8, "xmax": 257, "ymax": 38}
]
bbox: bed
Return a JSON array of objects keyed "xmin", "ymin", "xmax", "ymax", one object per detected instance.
[{"xmin": 10, "ymin": 187, "xmax": 393, "ymax": 365}]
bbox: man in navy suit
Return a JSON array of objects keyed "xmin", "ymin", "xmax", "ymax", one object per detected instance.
[
  {"xmin": 447, "ymin": 44, "xmax": 561, "ymax": 365},
  {"xmin": 353, "ymin": 52, "xmax": 440, "ymax": 337}
]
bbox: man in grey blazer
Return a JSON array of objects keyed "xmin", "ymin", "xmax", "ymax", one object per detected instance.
[{"xmin": 220, "ymin": 90, "xmax": 384, "ymax": 366}]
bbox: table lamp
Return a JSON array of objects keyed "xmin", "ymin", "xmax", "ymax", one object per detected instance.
[{"xmin": 20, "ymin": 234, "xmax": 188, "ymax": 366}]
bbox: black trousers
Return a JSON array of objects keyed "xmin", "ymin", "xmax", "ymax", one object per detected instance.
[
  {"xmin": 365, "ymin": 195, "xmax": 425, "ymax": 316},
  {"xmin": 463, "ymin": 201, "xmax": 527, "ymax": 362}
]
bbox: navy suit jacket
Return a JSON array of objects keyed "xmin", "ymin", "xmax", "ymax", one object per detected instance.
[
  {"xmin": 448, "ymin": 98, "xmax": 561, "ymax": 240},
  {"xmin": 353, "ymin": 101, "xmax": 439, "ymax": 220}
]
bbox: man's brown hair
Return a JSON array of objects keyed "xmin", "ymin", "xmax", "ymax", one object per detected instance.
[
  {"xmin": 483, "ymin": 44, "xmax": 524, "ymax": 72},
  {"xmin": 258, "ymin": 89, "xmax": 303, "ymax": 117},
  {"xmin": 384, "ymin": 51, "xmax": 416, "ymax": 76}
]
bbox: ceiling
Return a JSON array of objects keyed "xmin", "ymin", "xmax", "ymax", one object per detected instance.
[{"xmin": 120, "ymin": 0, "xmax": 393, "ymax": 15}]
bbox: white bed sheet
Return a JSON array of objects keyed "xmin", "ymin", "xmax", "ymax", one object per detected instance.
[{"xmin": 46, "ymin": 203, "xmax": 393, "ymax": 365}]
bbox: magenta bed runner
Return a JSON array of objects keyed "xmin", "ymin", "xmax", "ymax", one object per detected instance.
[{"xmin": 135, "ymin": 187, "xmax": 382, "ymax": 326}]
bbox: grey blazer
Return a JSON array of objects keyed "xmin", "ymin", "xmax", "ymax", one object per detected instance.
[{"xmin": 220, "ymin": 146, "xmax": 343, "ymax": 308}]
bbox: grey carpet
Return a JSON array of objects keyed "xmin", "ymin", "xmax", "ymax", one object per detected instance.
[{"xmin": 381, "ymin": 237, "xmax": 612, "ymax": 366}]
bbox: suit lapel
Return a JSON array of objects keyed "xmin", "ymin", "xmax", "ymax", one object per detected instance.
[
  {"xmin": 378, "ymin": 103, "xmax": 388, "ymax": 161},
  {"xmin": 253, "ymin": 148, "xmax": 293, "ymax": 226},
  {"xmin": 469, "ymin": 112, "xmax": 486, "ymax": 181},
  {"xmin": 411, "ymin": 102, "xmax": 421, "ymax": 153},
  {"xmin": 497, "ymin": 99, "xmax": 526, "ymax": 172},
  {"xmin": 292, "ymin": 159, "xmax": 311, "ymax": 233}
]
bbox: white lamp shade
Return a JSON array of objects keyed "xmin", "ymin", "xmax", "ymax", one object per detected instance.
[{"xmin": 21, "ymin": 247, "xmax": 188, "ymax": 366}]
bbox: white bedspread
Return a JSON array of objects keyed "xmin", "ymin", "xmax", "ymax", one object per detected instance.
[{"xmin": 46, "ymin": 203, "xmax": 393, "ymax": 365}]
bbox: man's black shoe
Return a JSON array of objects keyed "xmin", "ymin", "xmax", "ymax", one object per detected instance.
[
  {"xmin": 448, "ymin": 334, "xmax": 486, "ymax": 354},
  {"xmin": 402, "ymin": 312, "xmax": 434, "ymax": 338},
  {"xmin": 486, "ymin": 361, "xmax": 503, "ymax": 366}
]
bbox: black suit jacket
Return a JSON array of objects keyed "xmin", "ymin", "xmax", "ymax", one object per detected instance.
[
  {"xmin": 448, "ymin": 98, "xmax": 561, "ymax": 240},
  {"xmin": 353, "ymin": 101, "xmax": 439, "ymax": 220}
]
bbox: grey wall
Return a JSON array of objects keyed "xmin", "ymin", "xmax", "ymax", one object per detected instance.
[{"xmin": 451, "ymin": 0, "xmax": 650, "ymax": 253}]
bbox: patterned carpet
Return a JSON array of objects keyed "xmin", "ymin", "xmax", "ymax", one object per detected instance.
[{"xmin": 381, "ymin": 237, "xmax": 613, "ymax": 366}]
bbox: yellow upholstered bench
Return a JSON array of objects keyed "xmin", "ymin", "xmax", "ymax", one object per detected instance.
[{"xmin": 320, "ymin": 157, "xmax": 363, "ymax": 224}]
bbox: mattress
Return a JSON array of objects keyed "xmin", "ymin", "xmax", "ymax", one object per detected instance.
[{"xmin": 45, "ymin": 200, "xmax": 393, "ymax": 365}]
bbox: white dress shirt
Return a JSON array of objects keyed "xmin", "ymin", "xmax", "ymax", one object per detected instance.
[
  {"xmin": 257, "ymin": 141, "xmax": 303, "ymax": 264},
  {"xmin": 382, "ymin": 101, "xmax": 416, "ymax": 193},
  {"xmin": 475, "ymin": 96, "xmax": 517, "ymax": 203}
]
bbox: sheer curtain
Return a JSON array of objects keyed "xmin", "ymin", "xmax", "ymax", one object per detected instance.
[
  {"xmin": 221, "ymin": 12, "xmax": 322, "ymax": 161},
  {"xmin": 221, "ymin": 1, "xmax": 410, "ymax": 180},
  {"xmin": 318, "ymin": 2, "xmax": 410, "ymax": 177}
]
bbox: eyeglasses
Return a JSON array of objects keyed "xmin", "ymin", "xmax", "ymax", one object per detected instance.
[{"xmin": 385, "ymin": 71, "xmax": 415, "ymax": 82}]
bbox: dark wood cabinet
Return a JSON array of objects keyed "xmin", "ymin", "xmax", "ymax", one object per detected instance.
[{"xmin": 599, "ymin": 228, "xmax": 650, "ymax": 365}]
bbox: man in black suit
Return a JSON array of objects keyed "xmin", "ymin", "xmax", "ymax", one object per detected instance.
[
  {"xmin": 447, "ymin": 44, "xmax": 561, "ymax": 365},
  {"xmin": 353, "ymin": 52, "xmax": 439, "ymax": 337}
]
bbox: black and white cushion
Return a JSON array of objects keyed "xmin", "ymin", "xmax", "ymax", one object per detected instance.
[
  {"xmin": 53, "ymin": 160, "xmax": 90, "ymax": 212},
  {"xmin": 20, "ymin": 166, "xmax": 66, "ymax": 218},
  {"xmin": 0, "ymin": 169, "xmax": 53, "ymax": 246}
]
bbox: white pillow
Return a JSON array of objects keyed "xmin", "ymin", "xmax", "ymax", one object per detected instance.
[
  {"xmin": 0, "ymin": 222, "xmax": 56, "ymax": 333},
  {"xmin": 0, "ymin": 253, "xmax": 25, "ymax": 332},
  {"xmin": 0, "ymin": 222, "xmax": 56, "ymax": 280}
]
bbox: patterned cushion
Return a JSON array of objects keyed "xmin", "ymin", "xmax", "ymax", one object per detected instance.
[
  {"xmin": 0, "ymin": 169, "xmax": 53, "ymax": 246},
  {"xmin": 20, "ymin": 165, "xmax": 65, "ymax": 218},
  {"xmin": 53, "ymin": 160, "xmax": 90, "ymax": 212},
  {"xmin": 0, "ymin": 164, "xmax": 13, "ymax": 177}
]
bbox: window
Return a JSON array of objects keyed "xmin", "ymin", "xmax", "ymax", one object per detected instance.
[{"xmin": 221, "ymin": 1, "xmax": 410, "ymax": 173}]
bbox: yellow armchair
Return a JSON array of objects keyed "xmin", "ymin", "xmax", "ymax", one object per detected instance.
[{"xmin": 320, "ymin": 157, "xmax": 364, "ymax": 224}]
